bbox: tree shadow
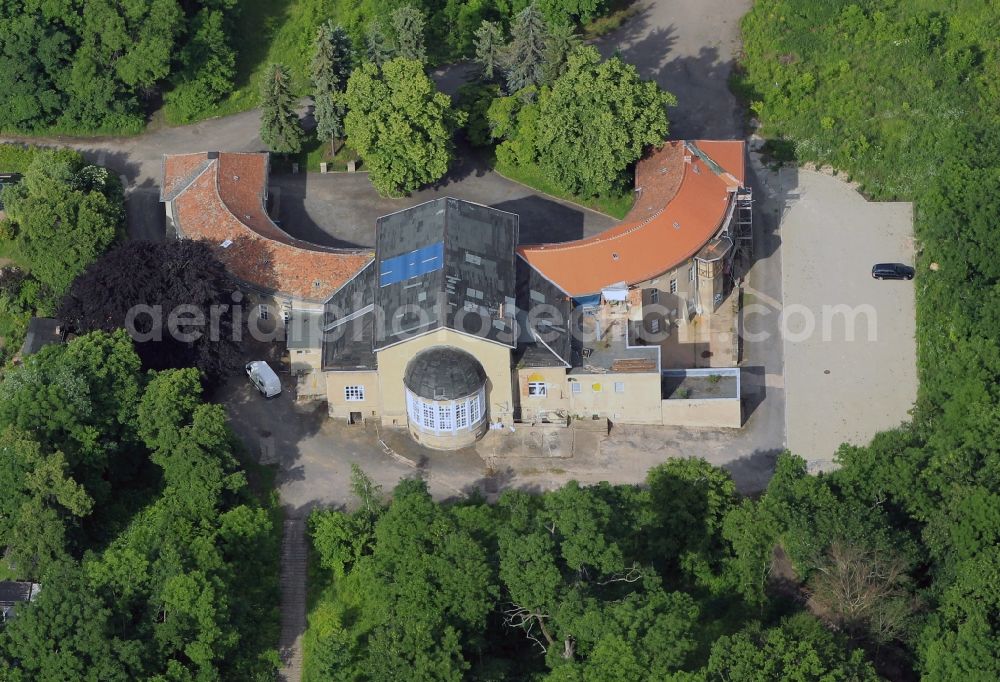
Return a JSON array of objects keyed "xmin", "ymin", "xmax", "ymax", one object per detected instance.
[
  {"xmin": 722, "ymin": 448, "xmax": 780, "ymax": 495},
  {"xmin": 593, "ymin": 2, "xmax": 658, "ymax": 59},
  {"xmin": 747, "ymin": 160, "xmax": 797, "ymax": 262},
  {"xmin": 607, "ymin": 24, "xmax": 678, "ymax": 83}
]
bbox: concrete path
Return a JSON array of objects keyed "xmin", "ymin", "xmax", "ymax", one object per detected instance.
[{"xmin": 278, "ymin": 518, "xmax": 308, "ymax": 682}]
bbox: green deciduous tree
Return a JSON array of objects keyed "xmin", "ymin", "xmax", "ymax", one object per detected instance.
[
  {"xmin": 646, "ymin": 458, "xmax": 737, "ymax": 584},
  {"xmin": 0, "ymin": 428, "xmax": 93, "ymax": 580},
  {"xmin": 0, "ymin": 329, "xmax": 142, "ymax": 506},
  {"xmin": 0, "ymin": 14, "xmax": 70, "ymax": 131},
  {"xmin": 533, "ymin": 46, "xmax": 674, "ymax": 196},
  {"xmin": 308, "ymin": 478, "xmax": 495, "ymax": 680},
  {"xmin": 0, "ymin": 561, "xmax": 132, "ymax": 680},
  {"xmin": 343, "ymin": 59, "xmax": 465, "ymax": 196},
  {"xmin": 919, "ymin": 546, "xmax": 1000, "ymax": 680},
  {"xmin": 495, "ymin": 484, "xmax": 698, "ymax": 674},
  {"xmin": 1, "ymin": 149, "xmax": 122, "ymax": 303},
  {"xmin": 164, "ymin": 8, "xmax": 237, "ymax": 123},
  {"xmin": 260, "ymin": 63, "xmax": 305, "ymax": 154},
  {"xmin": 705, "ymin": 614, "xmax": 879, "ymax": 680},
  {"xmin": 536, "ymin": 0, "xmax": 608, "ymax": 24}
]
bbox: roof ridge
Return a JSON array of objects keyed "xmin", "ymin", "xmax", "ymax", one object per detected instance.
[{"xmin": 161, "ymin": 157, "xmax": 214, "ymax": 202}]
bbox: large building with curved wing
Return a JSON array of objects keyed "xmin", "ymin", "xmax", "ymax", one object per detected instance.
[{"xmin": 163, "ymin": 141, "xmax": 749, "ymax": 449}]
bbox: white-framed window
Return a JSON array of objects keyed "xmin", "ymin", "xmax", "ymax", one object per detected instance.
[
  {"xmin": 470, "ymin": 394, "xmax": 481, "ymax": 423},
  {"xmin": 669, "ymin": 279, "xmax": 678, "ymax": 294},
  {"xmin": 345, "ymin": 385, "xmax": 365, "ymax": 401},
  {"xmin": 570, "ymin": 382, "xmax": 582, "ymax": 394},
  {"xmin": 438, "ymin": 404, "xmax": 453, "ymax": 430},
  {"xmin": 406, "ymin": 388, "xmax": 486, "ymax": 434},
  {"xmin": 259, "ymin": 304, "xmax": 270, "ymax": 320},
  {"xmin": 528, "ymin": 381, "xmax": 547, "ymax": 397},
  {"xmin": 650, "ymin": 318, "xmax": 661, "ymax": 333},
  {"xmin": 689, "ymin": 267, "xmax": 696, "ymax": 282},
  {"xmin": 614, "ymin": 382, "xmax": 625, "ymax": 394},
  {"xmin": 650, "ymin": 289, "xmax": 659, "ymax": 304}
]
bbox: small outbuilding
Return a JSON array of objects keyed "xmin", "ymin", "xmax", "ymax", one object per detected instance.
[
  {"xmin": 0, "ymin": 581, "xmax": 40, "ymax": 623},
  {"xmin": 18, "ymin": 317, "xmax": 66, "ymax": 358}
]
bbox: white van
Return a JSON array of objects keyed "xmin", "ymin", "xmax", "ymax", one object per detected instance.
[{"xmin": 245, "ymin": 361, "xmax": 282, "ymax": 398}]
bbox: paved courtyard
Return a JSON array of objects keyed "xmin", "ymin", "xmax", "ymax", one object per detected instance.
[
  {"xmin": 268, "ymin": 147, "xmax": 615, "ymax": 249},
  {"xmin": 777, "ymin": 169, "xmax": 916, "ymax": 464}
]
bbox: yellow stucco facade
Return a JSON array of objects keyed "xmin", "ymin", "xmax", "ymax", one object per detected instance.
[
  {"xmin": 323, "ymin": 328, "xmax": 516, "ymax": 430},
  {"xmin": 516, "ymin": 366, "xmax": 571, "ymax": 423},
  {"xmin": 567, "ymin": 372, "xmax": 664, "ymax": 424},
  {"xmin": 326, "ymin": 370, "xmax": 381, "ymax": 423}
]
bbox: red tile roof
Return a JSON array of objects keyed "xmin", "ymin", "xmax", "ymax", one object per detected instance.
[
  {"xmin": 163, "ymin": 152, "xmax": 373, "ymax": 303},
  {"xmin": 519, "ymin": 140, "xmax": 745, "ymax": 297}
]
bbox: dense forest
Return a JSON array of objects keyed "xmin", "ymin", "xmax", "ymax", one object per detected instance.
[
  {"xmin": 0, "ymin": 0, "xmax": 241, "ymax": 133},
  {"xmin": 304, "ymin": 460, "xmax": 893, "ymax": 680},
  {"xmin": 0, "ymin": 0, "xmax": 614, "ymax": 132},
  {"xmin": 0, "ymin": 330, "xmax": 280, "ymax": 680}
]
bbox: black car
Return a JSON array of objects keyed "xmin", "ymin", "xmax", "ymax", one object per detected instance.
[{"xmin": 872, "ymin": 263, "xmax": 914, "ymax": 280}]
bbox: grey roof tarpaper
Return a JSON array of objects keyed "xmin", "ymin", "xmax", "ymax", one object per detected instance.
[
  {"xmin": 374, "ymin": 198, "xmax": 518, "ymax": 350},
  {"xmin": 514, "ymin": 257, "xmax": 573, "ymax": 368},
  {"xmin": 322, "ymin": 262, "xmax": 377, "ymax": 370}
]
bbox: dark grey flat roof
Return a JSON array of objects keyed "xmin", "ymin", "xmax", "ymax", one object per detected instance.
[
  {"xmin": 404, "ymin": 346, "xmax": 486, "ymax": 400},
  {"xmin": 514, "ymin": 257, "xmax": 573, "ymax": 368},
  {"xmin": 322, "ymin": 262, "xmax": 377, "ymax": 370},
  {"xmin": 19, "ymin": 317, "xmax": 63, "ymax": 357},
  {"xmin": 0, "ymin": 581, "xmax": 35, "ymax": 605},
  {"xmin": 322, "ymin": 310, "xmax": 377, "ymax": 371},
  {"xmin": 374, "ymin": 198, "xmax": 518, "ymax": 351}
]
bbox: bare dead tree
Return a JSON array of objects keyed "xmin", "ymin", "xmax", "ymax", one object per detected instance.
[
  {"xmin": 503, "ymin": 604, "xmax": 553, "ymax": 654},
  {"xmin": 805, "ymin": 541, "xmax": 915, "ymax": 644},
  {"xmin": 596, "ymin": 564, "xmax": 644, "ymax": 585},
  {"xmin": 503, "ymin": 603, "xmax": 578, "ymax": 660}
]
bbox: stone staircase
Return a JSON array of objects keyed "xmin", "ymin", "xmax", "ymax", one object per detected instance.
[{"xmin": 278, "ymin": 518, "xmax": 308, "ymax": 682}]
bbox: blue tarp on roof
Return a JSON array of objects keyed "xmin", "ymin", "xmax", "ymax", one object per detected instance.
[
  {"xmin": 573, "ymin": 294, "xmax": 601, "ymax": 308},
  {"xmin": 378, "ymin": 241, "xmax": 444, "ymax": 287}
]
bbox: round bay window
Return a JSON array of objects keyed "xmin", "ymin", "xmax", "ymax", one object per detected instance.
[{"xmin": 403, "ymin": 346, "xmax": 489, "ymax": 449}]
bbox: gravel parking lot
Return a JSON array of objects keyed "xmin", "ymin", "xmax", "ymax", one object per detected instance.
[{"xmin": 778, "ymin": 169, "xmax": 916, "ymax": 463}]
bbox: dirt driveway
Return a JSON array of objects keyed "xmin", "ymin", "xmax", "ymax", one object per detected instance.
[{"xmin": 777, "ymin": 169, "xmax": 917, "ymax": 464}]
